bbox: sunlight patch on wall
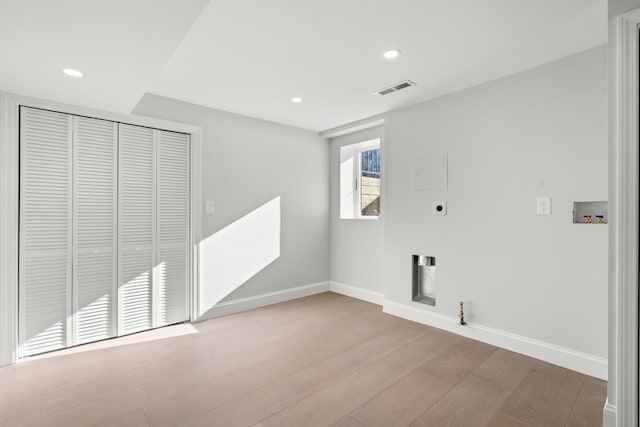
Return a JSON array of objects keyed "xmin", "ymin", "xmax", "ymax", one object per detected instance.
[{"xmin": 199, "ymin": 196, "xmax": 281, "ymax": 313}]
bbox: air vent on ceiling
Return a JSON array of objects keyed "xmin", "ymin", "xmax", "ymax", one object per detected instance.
[{"xmin": 374, "ymin": 79, "xmax": 417, "ymax": 95}]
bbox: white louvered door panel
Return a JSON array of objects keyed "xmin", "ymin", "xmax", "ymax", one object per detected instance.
[
  {"xmin": 156, "ymin": 131, "xmax": 190, "ymax": 326},
  {"xmin": 73, "ymin": 116, "xmax": 118, "ymax": 345},
  {"xmin": 118, "ymin": 124, "xmax": 155, "ymax": 335},
  {"xmin": 19, "ymin": 107, "xmax": 73, "ymax": 356}
]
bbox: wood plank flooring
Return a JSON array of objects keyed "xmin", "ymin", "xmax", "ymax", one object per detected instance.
[{"xmin": 0, "ymin": 292, "xmax": 607, "ymax": 427}]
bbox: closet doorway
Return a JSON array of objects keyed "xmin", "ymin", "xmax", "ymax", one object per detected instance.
[{"xmin": 19, "ymin": 106, "xmax": 191, "ymax": 357}]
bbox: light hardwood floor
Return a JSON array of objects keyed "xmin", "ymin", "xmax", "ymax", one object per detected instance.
[{"xmin": 0, "ymin": 292, "xmax": 606, "ymax": 427}]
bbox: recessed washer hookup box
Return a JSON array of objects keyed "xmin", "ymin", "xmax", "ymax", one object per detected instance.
[{"xmin": 573, "ymin": 201, "xmax": 607, "ymax": 224}]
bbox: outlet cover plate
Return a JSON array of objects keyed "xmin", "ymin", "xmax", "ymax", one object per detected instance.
[{"xmin": 537, "ymin": 197, "xmax": 551, "ymax": 215}]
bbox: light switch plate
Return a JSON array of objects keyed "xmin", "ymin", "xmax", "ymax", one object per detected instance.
[
  {"xmin": 537, "ymin": 197, "xmax": 551, "ymax": 215},
  {"xmin": 205, "ymin": 200, "xmax": 215, "ymax": 214},
  {"xmin": 432, "ymin": 201, "xmax": 447, "ymax": 216}
]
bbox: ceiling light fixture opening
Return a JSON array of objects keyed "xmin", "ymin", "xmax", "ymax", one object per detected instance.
[
  {"xmin": 291, "ymin": 97, "xmax": 303, "ymax": 103},
  {"xmin": 63, "ymin": 68, "xmax": 83, "ymax": 78},
  {"xmin": 383, "ymin": 49, "xmax": 401, "ymax": 59}
]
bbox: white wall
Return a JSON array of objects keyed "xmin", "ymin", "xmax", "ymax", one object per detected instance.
[
  {"xmin": 133, "ymin": 94, "xmax": 330, "ymax": 315},
  {"xmin": 329, "ymin": 126, "xmax": 384, "ymax": 294},
  {"xmin": 609, "ymin": 0, "xmax": 640, "ymax": 15},
  {"xmin": 383, "ymin": 46, "xmax": 608, "ymax": 359}
]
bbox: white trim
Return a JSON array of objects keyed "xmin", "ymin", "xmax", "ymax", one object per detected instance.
[
  {"xmin": 611, "ymin": 9, "xmax": 640, "ymax": 427},
  {"xmin": 382, "ymin": 300, "xmax": 607, "ymax": 380},
  {"xmin": 0, "ymin": 93, "xmax": 19, "ymax": 366},
  {"xmin": 319, "ymin": 114, "xmax": 385, "ymax": 139},
  {"xmin": 197, "ymin": 282, "xmax": 330, "ymax": 321},
  {"xmin": 190, "ymin": 128, "xmax": 202, "ymax": 321},
  {"xmin": 329, "ymin": 281, "xmax": 384, "ymax": 305},
  {"xmin": 603, "ymin": 399, "xmax": 617, "ymax": 427},
  {"xmin": 326, "ymin": 280, "xmax": 607, "ymax": 379},
  {"xmin": 1, "ymin": 92, "xmax": 197, "ymax": 134},
  {"xmin": 0, "ymin": 91, "xmax": 203, "ymax": 366}
]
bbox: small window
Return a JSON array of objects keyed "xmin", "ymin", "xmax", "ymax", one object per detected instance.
[{"xmin": 340, "ymin": 139, "xmax": 381, "ymax": 219}]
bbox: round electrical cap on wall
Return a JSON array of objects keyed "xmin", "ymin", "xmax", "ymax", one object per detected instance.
[{"xmin": 432, "ymin": 201, "xmax": 447, "ymax": 216}]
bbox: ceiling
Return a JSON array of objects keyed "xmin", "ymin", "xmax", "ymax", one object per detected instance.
[
  {"xmin": 0, "ymin": 0, "xmax": 209, "ymax": 114},
  {"xmin": 0, "ymin": 0, "xmax": 606, "ymax": 132}
]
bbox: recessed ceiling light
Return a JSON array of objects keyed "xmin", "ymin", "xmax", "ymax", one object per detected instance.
[
  {"xmin": 291, "ymin": 97, "xmax": 303, "ymax": 103},
  {"xmin": 62, "ymin": 68, "xmax": 83, "ymax": 78},
  {"xmin": 383, "ymin": 49, "xmax": 401, "ymax": 59}
]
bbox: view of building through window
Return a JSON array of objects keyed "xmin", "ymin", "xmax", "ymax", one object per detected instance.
[{"xmin": 360, "ymin": 148, "xmax": 380, "ymax": 216}]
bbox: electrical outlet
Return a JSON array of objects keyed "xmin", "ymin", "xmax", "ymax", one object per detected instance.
[{"xmin": 205, "ymin": 200, "xmax": 215, "ymax": 214}]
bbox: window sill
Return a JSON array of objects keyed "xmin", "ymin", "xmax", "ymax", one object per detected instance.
[{"xmin": 340, "ymin": 216, "xmax": 379, "ymax": 221}]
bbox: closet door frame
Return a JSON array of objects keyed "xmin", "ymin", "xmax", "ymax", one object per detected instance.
[{"xmin": 0, "ymin": 93, "xmax": 202, "ymax": 366}]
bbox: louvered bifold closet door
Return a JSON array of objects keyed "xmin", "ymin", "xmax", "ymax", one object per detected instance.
[
  {"xmin": 19, "ymin": 107, "xmax": 73, "ymax": 356},
  {"xmin": 156, "ymin": 131, "xmax": 190, "ymax": 326},
  {"xmin": 73, "ymin": 117, "xmax": 118, "ymax": 345},
  {"xmin": 118, "ymin": 124, "xmax": 155, "ymax": 335}
]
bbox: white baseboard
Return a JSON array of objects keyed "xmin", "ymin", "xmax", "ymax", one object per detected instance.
[
  {"xmin": 196, "ymin": 279, "xmax": 608, "ymax": 381},
  {"xmin": 197, "ymin": 281, "xmax": 330, "ymax": 321},
  {"xmin": 603, "ymin": 399, "xmax": 616, "ymax": 427},
  {"xmin": 329, "ymin": 281, "xmax": 384, "ymax": 305},
  {"xmin": 382, "ymin": 300, "xmax": 607, "ymax": 380}
]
